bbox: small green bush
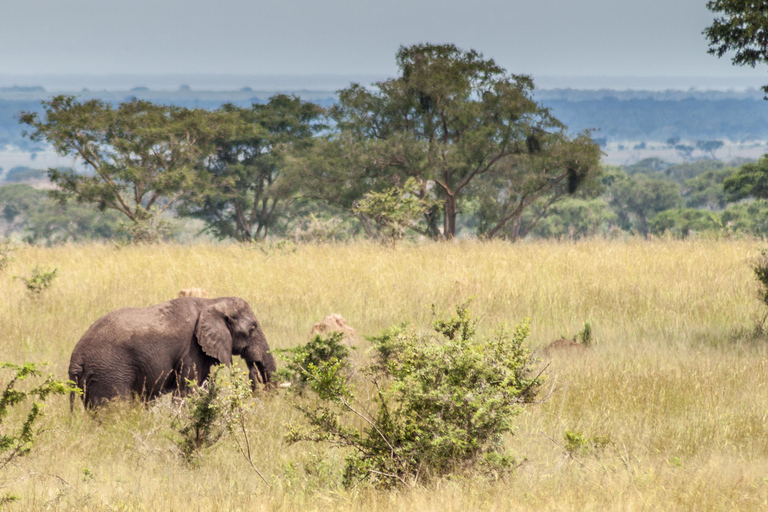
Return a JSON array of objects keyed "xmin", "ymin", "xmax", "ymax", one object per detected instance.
[
  {"xmin": 169, "ymin": 366, "xmax": 269, "ymax": 483},
  {"xmin": 0, "ymin": 362, "xmax": 78, "ymax": 504},
  {"xmin": 276, "ymin": 331, "xmax": 350, "ymax": 389},
  {"xmin": 563, "ymin": 429, "xmax": 611, "ymax": 457},
  {"xmin": 171, "ymin": 366, "xmax": 250, "ymax": 463},
  {"xmin": 574, "ymin": 322, "xmax": 592, "ymax": 346},
  {"xmin": 353, "ymin": 178, "xmax": 434, "ymax": 248},
  {"xmin": 286, "ymin": 300, "xmax": 542, "ymax": 488},
  {"xmin": 15, "ymin": 266, "xmax": 58, "ymax": 297}
]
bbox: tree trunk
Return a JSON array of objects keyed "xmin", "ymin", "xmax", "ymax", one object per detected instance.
[{"xmin": 443, "ymin": 194, "xmax": 457, "ymax": 239}]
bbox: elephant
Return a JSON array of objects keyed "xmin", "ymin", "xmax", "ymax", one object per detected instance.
[{"xmin": 68, "ymin": 296, "xmax": 276, "ymax": 408}]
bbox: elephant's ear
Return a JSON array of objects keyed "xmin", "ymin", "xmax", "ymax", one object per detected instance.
[{"xmin": 195, "ymin": 301, "xmax": 235, "ymax": 365}]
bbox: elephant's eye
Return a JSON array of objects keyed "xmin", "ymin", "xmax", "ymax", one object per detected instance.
[{"xmin": 248, "ymin": 325, "xmax": 256, "ymax": 335}]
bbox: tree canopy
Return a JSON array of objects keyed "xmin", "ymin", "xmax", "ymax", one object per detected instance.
[
  {"xmin": 303, "ymin": 43, "xmax": 600, "ymax": 239},
  {"xmin": 705, "ymin": 0, "xmax": 768, "ymax": 95},
  {"xmin": 20, "ymin": 96, "xmax": 227, "ymax": 239},
  {"xmin": 723, "ymin": 154, "xmax": 768, "ymax": 201},
  {"xmin": 181, "ymin": 95, "xmax": 325, "ymax": 242}
]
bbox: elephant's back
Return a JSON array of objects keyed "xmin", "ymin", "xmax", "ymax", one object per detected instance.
[
  {"xmin": 70, "ymin": 299, "xmax": 201, "ymax": 373},
  {"xmin": 75, "ymin": 300, "xmax": 191, "ymax": 346}
]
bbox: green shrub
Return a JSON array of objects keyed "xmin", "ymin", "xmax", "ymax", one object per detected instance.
[
  {"xmin": 574, "ymin": 322, "xmax": 592, "ymax": 346},
  {"xmin": 286, "ymin": 300, "xmax": 542, "ymax": 488},
  {"xmin": 352, "ymin": 178, "xmax": 434, "ymax": 248},
  {"xmin": 563, "ymin": 429, "xmax": 611, "ymax": 456},
  {"xmin": 0, "ymin": 362, "xmax": 78, "ymax": 504},
  {"xmin": 276, "ymin": 331, "xmax": 350, "ymax": 389},
  {"xmin": 171, "ymin": 366, "xmax": 249, "ymax": 463},
  {"xmin": 14, "ymin": 265, "xmax": 58, "ymax": 297},
  {"xmin": 169, "ymin": 366, "xmax": 269, "ymax": 483}
]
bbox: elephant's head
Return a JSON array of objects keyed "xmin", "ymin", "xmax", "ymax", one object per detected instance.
[{"xmin": 195, "ymin": 297, "xmax": 276, "ymax": 389}]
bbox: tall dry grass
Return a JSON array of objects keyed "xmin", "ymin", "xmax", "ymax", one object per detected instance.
[{"xmin": 0, "ymin": 238, "xmax": 766, "ymax": 510}]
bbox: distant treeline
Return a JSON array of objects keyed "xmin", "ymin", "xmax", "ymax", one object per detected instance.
[
  {"xmin": 539, "ymin": 97, "xmax": 768, "ymax": 142},
  {"xmin": 2, "ymin": 89, "xmax": 768, "ymax": 151}
]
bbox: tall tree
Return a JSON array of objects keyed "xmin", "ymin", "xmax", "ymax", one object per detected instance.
[
  {"xmin": 20, "ymin": 96, "xmax": 224, "ymax": 240},
  {"xmin": 723, "ymin": 154, "xmax": 768, "ymax": 201},
  {"xmin": 319, "ymin": 43, "xmax": 600, "ymax": 239},
  {"xmin": 181, "ymin": 95, "xmax": 325, "ymax": 241},
  {"xmin": 608, "ymin": 173, "xmax": 681, "ymax": 238},
  {"xmin": 705, "ymin": 1, "xmax": 768, "ymax": 96}
]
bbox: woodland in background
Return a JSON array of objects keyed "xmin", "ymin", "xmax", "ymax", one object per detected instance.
[
  {"xmin": 3, "ymin": 42, "xmax": 768, "ymax": 246},
  {"xmin": 2, "ymin": 156, "xmax": 768, "ymax": 245},
  {"xmin": 11, "ymin": 44, "xmax": 602, "ymax": 244}
]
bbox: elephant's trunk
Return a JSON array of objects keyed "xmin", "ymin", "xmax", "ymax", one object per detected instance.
[{"xmin": 247, "ymin": 357, "xmax": 275, "ymax": 390}]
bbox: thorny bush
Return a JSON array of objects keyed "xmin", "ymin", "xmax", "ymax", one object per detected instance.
[{"xmin": 286, "ymin": 299, "xmax": 543, "ymax": 488}]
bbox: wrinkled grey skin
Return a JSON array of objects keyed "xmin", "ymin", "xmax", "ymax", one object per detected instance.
[{"xmin": 68, "ymin": 297, "xmax": 276, "ymax": 408}]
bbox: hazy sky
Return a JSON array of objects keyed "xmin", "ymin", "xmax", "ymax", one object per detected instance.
[{"xmin": 1, "ymin": 0, "xmax": 766, "ymax": 85}]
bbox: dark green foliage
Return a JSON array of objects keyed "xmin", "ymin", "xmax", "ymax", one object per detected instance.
[
  {"xmin": 754, "ymin": 250, "xmax": 768, "ymax": 310},
  {"xmin": 650, "ymin": 209, "xmax": 723, "ymax": 238},
  {"xmin": 0, "ymin": 184, "xmax": 124, "ymax": 244},
  {"xmin": 661, "ymin": 160, "xmax": 729, "ymax": 184},
  {"xmin": 0, "ymin": 362, "xmax": 78, "ymax": 489},
  {"xmin": 171, "ymin": 366, "xmax": 256, "ymax": 465},
  {"xmin": 607, "ymin": 173, "xmax": 681, "ymax": 237},
  {"xmin": 353, "ymin": 178, "xmax": 434, "ymax": 247},
  {"xmin": 310, "ymin": 43, "xmax": 600, "ymax": 240},
  {"xmin": 286, "ymin": 300, "xmax": 541, "ymax": 488},
  {"xmin": 20, "ymin": 96, "xmax": 227, "ymax": 242},
  {"xmin": 721, "ymin": 200, "xmax": 768, "ymax": 235},
  {"xmin": 723, "ymin": 155, "xmax": 768, "ymax": 201},
  {"xmin": 181, "ymin": 95, "xmax": 326, "ymax": 242},
  {"xmin": 574, "ymin": 322, "xmax": 592, "ymax": 347},
  {"xmin": 524, "ymin": 198, "xmax": 617, "ymax": 240},
  {"xmin": 277, "ymin": 331, "xmax": 350, "ymax": 388},
  {"xmin": 682, "ymin": 167, "xmax": 736, "ymax": 209},
  {"xmin": 705, "ymin": 0, "xmax": 768, "ymax": 96}
]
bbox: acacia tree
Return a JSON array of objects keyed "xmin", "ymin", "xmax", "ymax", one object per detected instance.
[
  {"xmin": 182, "ymin": 96, "xmax": 326, "ymax": 241},
  {"xmin": 322, "ymin": 43, "xmax": 600, "ymax": 239},
  {"xmin": 705, "ymin": 1, "xmax": 768, "ymax": 96},
  {"xmin": 471, "ymin": 132, "xmax": 602, "ymax": 239},
  {"xmin": 20, "ymin": 96, "xmax": 224, "ymax": 241}
]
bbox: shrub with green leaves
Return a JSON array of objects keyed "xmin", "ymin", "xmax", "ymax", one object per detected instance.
[
  {"xmin": 277, "ymin": 331, "xmax": 350, "ymax": 388},
  {"xmin": 574, "ymin": 322, "xmax": 592, "ymax": 347},
  {"xmin": 0, "ymin": 362, "xmax": 78, "ymax": 504},
  {"xmin": 171, "ymin": 366, "xmax": 248, "ymax": 462},
  {"xmin": 15, "ymin": 266, "xmax": 58, "ymax": 297},
  {"xmin": 353, "ymin": 178, "xmax": 434, "ymax": 248},
  {"xmin": 286, "ymin": 300, "xmax": 542, "ymax": 488},
  {"xmin": 169, "ymin": 366, "xmax": 268, "ymax": 483},
  {"xmin": 563, "ymin": 429, "xmax": 611, "ymax": 456}
]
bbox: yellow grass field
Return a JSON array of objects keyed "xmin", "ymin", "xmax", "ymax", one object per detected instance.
[{"xmin": 1, "ymin": 238, "xmax": 768, "ymax": 511}]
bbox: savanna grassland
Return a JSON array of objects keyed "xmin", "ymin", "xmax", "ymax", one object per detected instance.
[{"xmin": 1, "ymin": 238, "xmax": 768, "ymax": 511}]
